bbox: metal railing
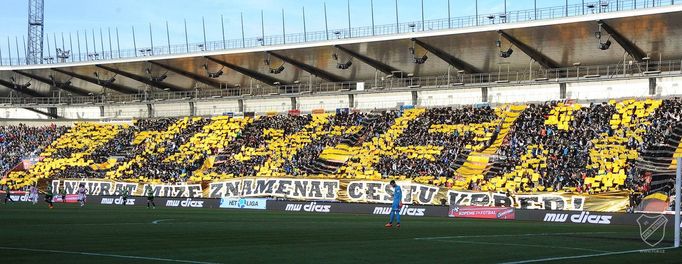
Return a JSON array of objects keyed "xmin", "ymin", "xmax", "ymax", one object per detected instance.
[
  {"xmin": 0, "ymin": 0, "xmax": 678, "ymax": 67},
  {"xmin": 1, "ymin": 59, "xmax": 681, "ymax": 107}
]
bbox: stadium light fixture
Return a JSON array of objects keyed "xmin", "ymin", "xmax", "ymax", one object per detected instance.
[
  {"xmin": 264, "ymin": 55, "xmax": 286, "ymax": 74},
  {"xmin": 269, "ymin": 66, "xmax": 285, "ymax": 74},
  {"xmin": 209, "ymin": 69, "xmax": 224, "ymax": 78},
  {"xmin": 336, "ymin": 59, "xmax": 352, "ymax": 70},
  {"xmin": 598, "ymin": 40, "xmax": 612, "ymax": 50},
  {"xmin": 151, "ymin": 73, "xmax": 167, "ymax": 83},
  {"xmin": 495, "ymin": 35, "xmax": 513, "ymax": 58},
  {"xmin": 332, "ymin": 50, "xmax": 353, "ymax": 70},
  {"xmin": 500, "ymin": 48, "xmax": 514, "ymax": 58},
  {"xmin": 409, "ymin": 41, "xmax": 428, "ymax": 64},
  {"xmin": 203, "ymin": 63, "xmax": 224, "ymax": 78},
  {"xmin": 595, "ymin": 23, "xmax": 611, "ymax": 50}
]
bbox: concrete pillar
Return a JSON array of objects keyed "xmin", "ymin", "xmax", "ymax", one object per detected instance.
[
  {"xmin": 411, "ymin": 91, "xmax": 418, "ymax": 106},
  {"xmin": 560, "ymin": 83, "xmax": 567, "ymax": 99},
  {"xmin": 189, "ymin": 101, "xmax": 196, "ymax": 116},
  {"xmin": 291, "ymin": 97, "xmax": 298, "ymax": 110},
  {"xmin": 47, "ymin": 107, "xmax": 57, "ymax": 119},
  {"xmin": 481, "ymin": 87, "xmax": 488, "ymax": 103},
  {"xmin": 238, "ymin": 99, "xmax": 244, "ymax": 113},
  {"xmin": 147, "ymin": 104, "xmax": 153, "ymax": 118}
]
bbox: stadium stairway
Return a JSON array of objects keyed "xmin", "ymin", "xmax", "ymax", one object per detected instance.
[
  {"xmin": 667, "ymin": 126, "xmax": 682, "ymax": 170},
  {"xmin": 107, "ymin": 117, "xmax": 205, "ymax": 181},
  {"xmin": 252, "ymin": 114, "xmax": 330, "ymax": 177},
  {"xmin": 454, "ymin": 105, "xmax": 526, "ymax": 188},
  {"xmin": 303, "ymin": 144, "xmax": 353, "ymax": 175},
  {"xmin": 339, "ymin": 109, "xmax": 424, "ymax": 180},
  {"xmin": 580, "ymin": 99, "xmax": 661, "ymax": 192},
  {"xmin": 304, "ymin": 114, "xmax": 388, "ymax": 175}
]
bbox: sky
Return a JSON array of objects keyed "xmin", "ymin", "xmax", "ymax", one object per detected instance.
[{"xmin": 0, "ymin": 0, "xmax": 576, "ymax": 59}]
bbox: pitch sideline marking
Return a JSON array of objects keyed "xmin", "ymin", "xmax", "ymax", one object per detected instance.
[
  {"xmin": 414, "ymin": 231, "xmax": 618, "ymax": 240},
  {"xmin": 152, "ymin": 219, "xmax": 175, "ymax": 224},
  {"xmin": 0, "ymin": 246, "xmax": 220, "ymax": 264},
  {"xmin": 500, "ymin": 246, "xmax": 677, "ymax": 263}
]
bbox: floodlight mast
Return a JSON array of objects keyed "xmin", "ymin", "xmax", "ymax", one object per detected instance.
[{"xmin": 27, "ymin": 0, "xmax": 45, "ymax": 65}]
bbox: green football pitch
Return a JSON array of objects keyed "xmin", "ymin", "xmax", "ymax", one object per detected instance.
[{"xmin": 0, "ymin": 203, "xmax": 680, "ymax": 264}]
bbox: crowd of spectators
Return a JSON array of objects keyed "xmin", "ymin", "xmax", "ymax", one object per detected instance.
[
  {"xmin": 7, "ymin": 98, "xmax": 682, "ymax": 201},
  {"xmin": 643, "ymin": 98, "xmax": 682, "ymax": 149},
  {"xmin": 493, "ymin": 102, "xmax": 615, "ymax": 191},
  {"xmin": 376, "ymin": 106, "xmax": 497, "ymax": 177},
  {"xmin": 208, "ymin": 115, "xmax": 313, "ymax": 176},
  {"xmin": 0, "ymin": 124, "xmax": 68, "ymax": 176},
  {"xmin": 289, "ymin": 112, "xmax": 391, "ymax": 175},
  {"xmin": 50, "ymin": 118, "xmax": 180, "ymax": 180},
  {"xmin": 120, "ymin": 118, "xmax": 210, "ymax": 182}
]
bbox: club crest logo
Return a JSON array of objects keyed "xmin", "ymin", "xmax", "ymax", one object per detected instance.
[{"xmin": 637, "ymin": 214, "xmax": 668, "ymax": 247}]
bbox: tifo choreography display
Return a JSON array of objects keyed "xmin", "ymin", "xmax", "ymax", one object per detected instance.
[
  {"xmin": 4, "ymin": 1, "xmax": 682, "ymax": 262},
  {"xmin": 2, "ymin": 98, "xmax": 681, "ymax": 212}
]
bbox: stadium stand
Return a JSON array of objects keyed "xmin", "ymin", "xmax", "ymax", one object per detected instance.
[
  {"xmin": 2, "ymin": 98, "xmax": 681, "ymax": 205},
  {"xmin": 0, "ymin": 124, "xmax": 68, "ymax": 177}
]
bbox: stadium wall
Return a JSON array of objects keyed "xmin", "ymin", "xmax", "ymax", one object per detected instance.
[
  {"xmin": 418, "ymin": 88, "xmax": 481, "ymax": 106},
  {"xmin": 566, "ymin": 79, "xmax": 650, "ymax": 100},
  {"xmin": 658, "ymin": 77, "xmax": 682, "ymax": 96},
  {"xmin": 102, "ymin": 103, "xmax": 149, "ymax": 119},
  {"xmin": 298, "ymin": 95, "xmax": 348, "ymax": 112},
  {"xmin": 194, "ymin": 100, "xmax": 240, "ymax": 116},
  {"xmin": 58, "ymin": 105, "xmax": 101, "ymax": 119},
  {"xmin": 154, "ymin": 102, "xmax": 192, "ymax": 117},
  {"xmin": 1, "ymin": 76, "xmax": 680, "ymax": 120},
  {"xmin": 243, "ymin": 97, "xmax": 291, "ymax": 113},
  {"xmin": 1, "ymin": 107, "xmax": 51, "ymax": 119},
  {"xmin": 488, "ymin": 84, "xmax": 561, "ymax": 103},
  {"xmin": 354, "ymin": 91, "xmax": 413, "ymax": 110}
]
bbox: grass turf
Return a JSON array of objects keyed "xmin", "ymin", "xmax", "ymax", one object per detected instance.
[{"xmin": 0, "ymin": 202, "xmax": 680, "ymax": 263}]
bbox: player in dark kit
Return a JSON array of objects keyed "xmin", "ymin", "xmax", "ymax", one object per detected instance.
[
  {"xmin": 385, "ymin": 180, "xmax": 403, "ymax": 228},
  {"xmin": 3, "ymin": 186, "xmax": 13, "ymax": 204},
  {"xmin": 44, "ymin": 187, "xmax": 54, "ymax": 209},
  {"xmin": 59, "ymin": 187, "xmax": 66, "ymax": 203},
  {"xmin": 145, "ymin": 186, "xmax": 155, "ymax": 208},
  {"xmin": 121, "ymin": 188, "xmax": 129, "ymax": 205}
]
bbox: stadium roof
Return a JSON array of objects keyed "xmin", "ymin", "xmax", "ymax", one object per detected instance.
[{"xmin": 1, "ymin": 4, "xmax": 681, "ymax": 98}]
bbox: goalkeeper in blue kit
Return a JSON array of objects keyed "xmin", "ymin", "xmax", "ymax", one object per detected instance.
[{"xmin": 385, "ymin": 180, "xmax": 402, "ymax": 228}]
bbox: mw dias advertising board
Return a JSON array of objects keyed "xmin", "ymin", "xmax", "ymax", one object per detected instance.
[
  {"xmin": 449, "ymin": 206, "xmax": 515, "ymax": 220},
  {"xmin": 98, "ymin": 196, "xmax": 138, "ymax": 206},
  {"xmin": 266, "ymin": 200, "xmax": 449, "ymax": 216},
  {"xmin": 156, "ymin": 197, "xmax": 220, "ymax": 208},
  {"xmin": 3, "ymin": 191, "xmax": 39, "ymax": 203}
]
